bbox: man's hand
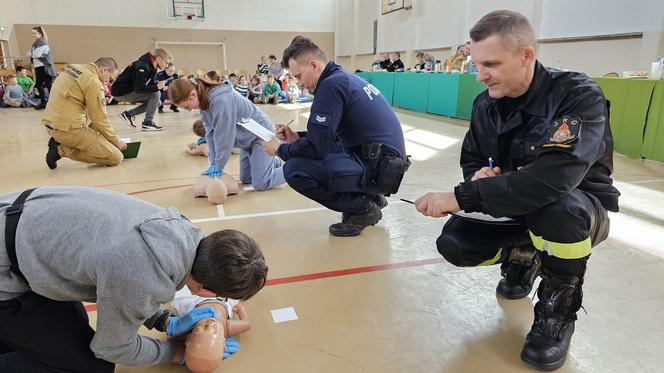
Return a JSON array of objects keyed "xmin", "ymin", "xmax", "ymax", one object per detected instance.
[
  {"xmin": 275, "ymin": 124, "xmax": 299, "ymax": 143},
  {"xmin": 115, "ymin": 139, "xmax": 127, "ymax": 151},
  {"xmin": 263, "ymin": 137, "xmax": 280, "ymax": 157},
  {"xmin": 471, "ymin": 166, "xmax": 502, "ymax": 181},
  {"xmin": 157, "ymin": 80, "xmax": 167, "ymax": 90},
  {"xmin": 414, "ymin": 192, "xmax": 461, "ymax": 218}
]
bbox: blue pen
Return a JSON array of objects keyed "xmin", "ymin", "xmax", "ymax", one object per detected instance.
[{"xmin": 488, "ymin": 157, "xmax": 494, "ymax": 169}]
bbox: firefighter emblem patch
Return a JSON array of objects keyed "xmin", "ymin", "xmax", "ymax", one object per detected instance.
[{"xmin": 544, "ymin": 116, "xmax": 581, "ymax": 148}]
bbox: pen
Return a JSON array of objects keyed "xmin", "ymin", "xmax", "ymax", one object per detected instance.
[
  {"xmin": 400, "ymin": 198, "xmax": 415, "ymax": 204},
  {"xmin": 285, "ymin": 119, "xmax": 294, "ymax": 126},
  {"xmin": 488, "ymin": 157, "xmax": 494, "ymax": 169}
]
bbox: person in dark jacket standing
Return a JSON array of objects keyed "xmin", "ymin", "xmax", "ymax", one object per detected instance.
[
  {"xmin": 27, "ymin": 26, "xmax": 56, "ymax": 110},
  {"xmin": 112, "ymin": 48, "xmax": 173, "ymax": 131},
  {"xmin": 414, "ymin": 10, "xmax": 619, "ymax": 371},
  {"xmin": 263, "ymin": 36, "xmax": 409, "ymax": 237}
]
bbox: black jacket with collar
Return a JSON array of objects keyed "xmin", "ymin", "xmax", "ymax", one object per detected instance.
[
  {"xmin": 111, "ymin": 53, "xmax": 158, "ymax": 96},
  {"xmin": 454, "ymin": 61, "xmax": 620, "ymax": 217}
]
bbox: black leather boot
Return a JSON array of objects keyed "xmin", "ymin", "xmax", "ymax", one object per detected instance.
[
  {"xmin": 521, "ymin": 270, "xmax": 582, "ymax": 371},
  {"xmin": 329, "ymin": 197, "xmax": 382, "ymax": 237},
  {"xmin": 496, "ymin": 245, "xmax": 541, "ymax": 299},
  {"xmin": 46, "ymin": 137, "xmax": 61, "ymax": 169},
  {"xmin": 373, "ymin": 194, "xmax": 388, "ymax": 209}
]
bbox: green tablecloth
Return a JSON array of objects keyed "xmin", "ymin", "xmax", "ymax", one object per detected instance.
[
  {"xmin": 642, "ymin": 80, "xmax": 664, "ymax": 161},
  {"xmin": 368, "ymin": 72, "xmax": 395, "ymax": 105},
  {"xmin": 427, "ymin": 74, "xmax": 460, "ymax": 117},
  {"xmin": 595, "ymin": 78, "xmax": 656, "ymax": 159},
  {"xmin": 393, "ymin": 73, "xmax": 430, "ymax": 112},
  {"xmin": 457, "ymin": 74, "xmax": 487, "ymax": 120}
]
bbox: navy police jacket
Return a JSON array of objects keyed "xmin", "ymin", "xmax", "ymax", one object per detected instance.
[
  {"xmin": 454, "ymin": 61, "xmax": 620, "ymax": 217},
  {"xmin": 277, "ymin": 62, "xmax": 406, "ymax": 161}
]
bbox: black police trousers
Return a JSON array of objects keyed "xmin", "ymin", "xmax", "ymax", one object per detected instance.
[
  {"xmin": 0, "ymin": 292, "xmax": 115, "ymax": 373},
  {"xmin": 436, "ymin": 189, "xmax": 610, "ymax": 266},
  {"xmin": 283, "ymin": 151, "xmax": 380, "ymax": 213}
]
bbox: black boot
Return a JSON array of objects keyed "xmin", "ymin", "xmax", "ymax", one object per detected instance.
[
  {"xmin": 373, "ymin": 194, "xmax": 388, "ymax": 209},
  {"xmin": 46, "ymin": 137, "xmax": 61, "ymax": 169},
  {"xmin": 170, "ymin": 104, "xmax": 180, "ymax": 112},
  {"xmin": 496, "ymin": 245, "xmax": 541, "ymax": 299},
  {"xmin": 329, "ymin": 197, "xmax": 382, "ymax": 237},
  {"xmin": 521, "ymin": 270, "xmax": 582, "ymax": 371}
]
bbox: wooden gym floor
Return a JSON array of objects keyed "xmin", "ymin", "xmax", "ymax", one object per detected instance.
[{"xmin": 0, "ymin": 102, "xmax": 663, "ymax": 373}]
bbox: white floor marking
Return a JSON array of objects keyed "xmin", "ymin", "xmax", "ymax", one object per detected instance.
[{"xmin": 217, "ymin": 204, "xmax": 226, "ymax": 217}]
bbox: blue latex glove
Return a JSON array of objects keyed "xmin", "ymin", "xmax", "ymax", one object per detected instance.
[
  {"xmin": 223, "ymin": 337, "xmax": 240, "ymax": 359},
  {"xmin": 166, "ymin": 306, "xmax": 218, "ymax": 337},
  {"xmin": 201, "ymin": 164, "xmax": 222, "ymax": 178}
]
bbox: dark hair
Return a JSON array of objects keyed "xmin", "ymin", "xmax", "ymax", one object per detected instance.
[
  {"xmin": 192, "ymin": 119, "xmax": 205, "ymax": 137},
  {"xmin": 206, "ymin": 71, "xmax": 220, "ymax": 82},
  {"xmin": 229, "ymin": 73, "xmax": 237, "ymax": 78},
  {"xmin": 32, "ymin": 26, "xmax": 47, "ymax": 41},
  {"xmin": 268, "ymin": 54, "xmax": 276, "ymax": 60},
  {"xmin": 469, "ymin": 10, "xmax": 536, "ymax": 51},
  {"xmin": 281, "ymin": 35, "xmax": 328, "ymax": 68},
  {"xmin": 416, "ymin": 52, "xmax": 424, "ymax": 58},
  {"xmin": 16, "ymin": 66, "xmax": 26, "ymax": 72},
  {"xmin": 191, "ymin": 230, "xmax": 268, "ymax": 300},
  {"xmin": 94, "ymin": 57, "xmax": 118, "ymax": 70}
]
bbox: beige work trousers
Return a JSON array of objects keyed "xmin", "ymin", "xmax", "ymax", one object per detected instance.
[{"xmin": 48, "ymin": 126, "xmax": 123, "ymax": 166}]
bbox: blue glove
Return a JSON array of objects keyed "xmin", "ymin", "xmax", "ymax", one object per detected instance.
[
  {"xmin": 166, "ymin": 306, "xmax": 218, "ymax": 337},
  {"xmin": 223, "ymin": 337, "xmax": 240, "ymax": 359},
  {"xmin": 202, "ymin": 164, "xmax": 222, "ymax": 178}
]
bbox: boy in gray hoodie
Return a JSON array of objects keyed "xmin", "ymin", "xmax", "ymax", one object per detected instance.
[{"xmin": 0, "ymin": 186, "xmax": 267, "ymax": 372}]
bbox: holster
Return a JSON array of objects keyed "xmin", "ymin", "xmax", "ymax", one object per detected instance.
[{"xmin": 360, "ymin": 143, "xmax": 410, "ymax": 195}]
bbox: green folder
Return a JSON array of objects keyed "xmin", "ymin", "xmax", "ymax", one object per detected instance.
[{"xmin": 122, "ymin": 141, "xmax": 141, "ymax": 159}]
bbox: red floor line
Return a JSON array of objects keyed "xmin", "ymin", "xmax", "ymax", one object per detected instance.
[
  {"xmin": 126, "ymin": 184, "xmax": 193, "ymax": 195},
  {"xmin": 94, "ymin": 176, "xmax": 197, "ymax": 188},
  {"xmin": 84, "ymin": 257, "xmax": 445, "ymax": 313}
]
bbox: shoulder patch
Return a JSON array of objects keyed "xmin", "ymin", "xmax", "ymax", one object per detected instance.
[
  {"xmin": 543, "ymin": 115, "xmax": 581, "ymax": 149},
  {"xmin": 315, "ymin": 114, "xmax": 327, "ymax": 123}
]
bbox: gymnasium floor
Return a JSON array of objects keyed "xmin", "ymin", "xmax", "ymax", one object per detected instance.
[{"xmin": 1, "ymin": 102, "xmax": 663, "ymax": 373}]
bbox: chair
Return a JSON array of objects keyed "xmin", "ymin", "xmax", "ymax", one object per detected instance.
[
  {"xmin": 195, "ymin": 69, "xmax": 207, "ymax": 79},
  {"xmin": 178, "ymin": 68, "xmax": 191, "ymax": 77}
]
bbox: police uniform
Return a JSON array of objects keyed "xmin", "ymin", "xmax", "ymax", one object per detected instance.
[
  {"xmin": 436, "ymin": 61, "xmax": 620, "ymax": 370},
  {"xmin": 278, "ymin": 61, "xmax": 407, "ymax": 235},
  {"xmin": 43, "ymin": 63, "xmax": 123, "ymax": 166}
]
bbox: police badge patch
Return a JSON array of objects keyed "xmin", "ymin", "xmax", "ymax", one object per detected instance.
[{"xmin": 543, "ymin": 115, "xmax": 581, "ymax": 148}]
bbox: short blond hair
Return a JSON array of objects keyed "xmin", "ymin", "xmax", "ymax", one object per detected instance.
[{"xmin": 155, "ymin": 48, "xmax": 174, "ymax": 63}]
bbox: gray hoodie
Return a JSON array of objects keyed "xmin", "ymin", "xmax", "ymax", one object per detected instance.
[
  {"xmin": 200, "ymin": 82, "xmax": 275, "ymax": 173},
  {"xmin": 0, "ymin": 187, "xmax": 204, "ymax": 366}
]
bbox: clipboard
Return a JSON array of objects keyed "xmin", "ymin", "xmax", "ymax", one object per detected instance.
[
  {"xmin": 120, "ymin": 138, "xmax": 141, "ymax": 159},
  {"xmin": 237, "ymin": 118, "xmax": 275, "ymax": 141}
]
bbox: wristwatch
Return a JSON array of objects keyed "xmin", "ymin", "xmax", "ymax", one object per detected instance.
[{"xmin": 144, "ymin": 309, "xmax": 175, "ymax": 332}]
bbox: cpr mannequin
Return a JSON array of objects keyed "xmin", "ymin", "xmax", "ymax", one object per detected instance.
[
  {"xmin": 184, "ymin": 302, "xmax": 251, "ymax": 373},
  {"xmin": 192, "ymin": 173, "xmax": 239, "ymax": 204}
]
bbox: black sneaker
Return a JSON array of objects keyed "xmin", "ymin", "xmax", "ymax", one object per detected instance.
[
  {"xmin": 46, "ymin": 137, "xmax": 61, "ymax": 169},
  {"xmin": 158, "ymin": 106, "xmax": 164, "ymax": 113},
  {"xmin": 120, "ymin": 111, "xmax": 136, "ymax": 128},
  {"xmin": 141, "ymin": 121, "xmax": 163, "ymax": 131},
  {"xmin": 170, "ymin": 104, "xmax": 180, "ymax": 113}
]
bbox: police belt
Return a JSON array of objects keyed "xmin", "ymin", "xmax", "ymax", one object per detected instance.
[
  {"xmin": 4, "ymin": 188, "xmax": 37, "ymax": 283},
  {"xmin": 350, "ymin": 143, "xmax": 410, "ymax": 195}
]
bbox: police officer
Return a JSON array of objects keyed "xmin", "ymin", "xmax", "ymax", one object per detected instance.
[
  {"xmin": 43, "ymin": 58, "xmax": 127, "ymax": 169},
  {"xmin": 414, "ymin": 11, "xmax": 619, "ymax": 371},
  {"xmin": 263, "ymin": 36, "xmax": 408, "ymax": 237}
]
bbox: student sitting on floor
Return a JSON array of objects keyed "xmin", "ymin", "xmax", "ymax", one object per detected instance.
[
  {"xmin": 3, "ymin": 76, "xmax": 38, "ymax": 108},
  {"xmin": 186, "ymin": 119, "xmax": 209, "ymax": 157},
  {"xmin": 248, "ymin": 75, "xmax": 263, "ymax": 104},
  {"xmin": 157, "ymin": 63, "xmax": 180, "ymax": 113},
  {"xmin": 284, "ymin": 74, "xmax": 301, "ymax": 103},
  {"xmin": 234, "ymin": 75, "xmax": 249, "ymax": 98},
  {"xmin": 15, "ymin": 67, "xmax": 35, "ymax": 96},
  {"xmin": 262, "ymin": 74, "xmax": 280, "ymax": 105}
]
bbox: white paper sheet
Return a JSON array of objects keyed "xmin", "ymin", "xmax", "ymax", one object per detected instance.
[
  {"xmin": 271, "ymin": 307, "xmax": 298, "ymax": 323},
  {"xmin": 237, "ymin": 118, "xmax": 275, "ymax": 141}
]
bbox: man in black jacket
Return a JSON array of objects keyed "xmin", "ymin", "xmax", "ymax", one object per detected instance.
[
  {"xmin": 414, "ymin": 10, "xmax": 619, "ymax": 371},
  {"xmin": 386, "ymin": 52, "xmax": 404, "ymax": 72},
  {"xmin": 112, "ymin": 48, "xmax": 173, "ymax": 131}
]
